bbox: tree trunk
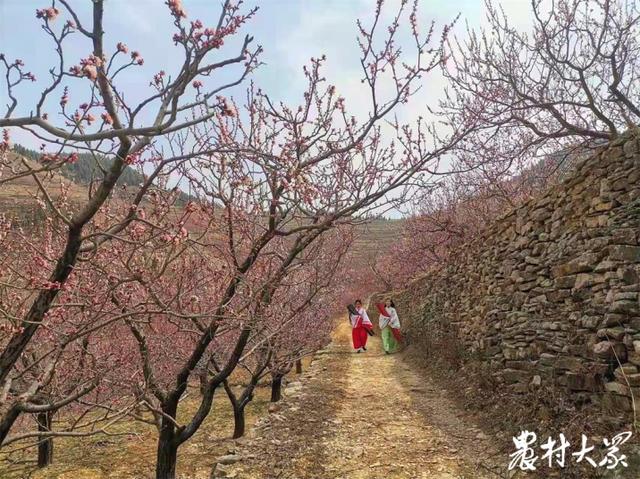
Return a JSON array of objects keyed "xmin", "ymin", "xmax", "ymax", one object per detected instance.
[
  {"xmin": 199, "ymin": 372, "xmax": 207, "ymax": 396},
  {"xmin": 0, "ymin": 405, "xmax": 20, "ymax": 446},
  {"xmin": 270, "ymin": 374, "xmax": 283, "ymax": 402},
  {"xmin": 156, "ymin": 406, "xmax": 179, "ymax": 479},
  {"xmin": 37, "ymin": 411, "xmax": 54, "ymax": 468},
  {"xmin": 232, "ymin": 404, "xmax": 245, "ymax": 439},
  {"xmin": 295, "ymin": 359, "xmax": 302, "ymax": 374}
]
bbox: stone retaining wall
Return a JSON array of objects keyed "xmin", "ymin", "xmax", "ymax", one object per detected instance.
[{"xmin": 391, "ymin": 130, "xmax": 640, "ymax": 417}]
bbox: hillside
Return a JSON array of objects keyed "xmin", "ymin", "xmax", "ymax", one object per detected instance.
[
  {"xmin": 0, "ymin": 151, "xmax": 91, "ymax": 227},
  {"xmin": 2, "ymin": 147, "xmax": 403, "ymax": 262},
  {"xmin": 11, "ymin": 144, "xmax": 145, "ymax": 188}
]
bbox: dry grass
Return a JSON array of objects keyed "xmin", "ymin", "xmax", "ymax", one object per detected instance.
[
  {"xmin": 0, "ymin": 351, "xmax": 314, "ymax": 479},
  {"xmin": 0, "ymin": 384, "xmax": 270, "ymax": 479}
]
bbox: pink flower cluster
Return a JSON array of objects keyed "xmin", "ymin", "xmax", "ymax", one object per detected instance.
[
  {"xmin": 131, "ymin": 51, "xmax": 144, "ymax": 66},
  {"xmin": 125, "ymin": 152, "xmax": 140, "ymax": 165},
  {"xmin": 60, "ymin": 87, "xmax": 69, "ymax": 107},
  {"xmin": 40, "ymin": 152, "xmax": 78, "ymax": 164},
  {"xmin": 70, "ymin": 54, "xmax": 103, "ymax": 81},
  {"xmin": 166, "ymin": 0, "xmax": 187, "ymax": 19},
  {"xmin": 72, "ymin": 110, "xmax": 96, "ymax": 125},
  {"xmin": 173, "ymin": 16, "xmax": 249, "ymax": 51},
  {"xmin": 153, "ymin": 70, "xmax": 166, "ymax": 87},
  {"xmin": 0, "ymin": 130, "xmax": 10, "ymax": 151},
  {"xmin": 36, "ymin": 7, "xmax": 60, "ymax": 21},
  {"xmin": 216, "ymin": 96, "xmax": 236, "ymax": 117},
  {"xmin": 161, "ymin": 226, "xmax": 189, "ymax": 244},
  {"xmin": 101, "ymin": 112, "xmax": 113, "ymax": 125}
]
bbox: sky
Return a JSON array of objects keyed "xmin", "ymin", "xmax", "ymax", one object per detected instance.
[
  {"xmin": 0, "ymin": 0, "xmax": 534, "ymax": 140},
  {"xmin": 0, "ymin": 0, "xmax": 535, "ymax": 216}
]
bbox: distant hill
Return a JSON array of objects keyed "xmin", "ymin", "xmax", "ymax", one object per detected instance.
[
  {"xmin": 10, "ymin": 144, "xmax": 193, "ymax": 205},
  {"xmin": 11, "ymin": 144, "xmax": 145, "ymax": 187}
]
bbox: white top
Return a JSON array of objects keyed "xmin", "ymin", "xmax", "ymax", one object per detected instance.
[
  {"xmin": 356, "ymin": 306, "xmax": 372, "ymax": 326},
  {"xmin": 379, "ymin": 306, "xmax": 400, "ymax": 329}
]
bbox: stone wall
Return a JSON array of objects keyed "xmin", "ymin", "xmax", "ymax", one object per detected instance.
[{"xmin": 391, "ymin": 130, "xmax": 640, "ymax": 417}]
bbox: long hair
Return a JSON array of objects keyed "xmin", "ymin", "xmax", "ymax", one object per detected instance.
[{"xmin": 387, "ymin": 298, "xmax": 396, "ymax": 308}]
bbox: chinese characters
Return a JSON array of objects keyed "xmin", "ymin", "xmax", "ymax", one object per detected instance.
[{"xmin": 509, "ymin": 431, "xmax": 632, "ymax": 471}]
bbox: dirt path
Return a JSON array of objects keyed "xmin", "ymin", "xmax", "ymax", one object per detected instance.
[{"xmin": 228, "ymin": 320, "xmax": 502, "ymax": 479}]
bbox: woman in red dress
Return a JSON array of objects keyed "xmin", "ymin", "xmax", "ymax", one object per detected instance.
[{"xmin": 348, "ymin": 300, "xmax": 373, "ymax": 352}]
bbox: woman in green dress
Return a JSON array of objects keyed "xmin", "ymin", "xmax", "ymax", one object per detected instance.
[{"xmin": 378, "ymin": 298, "xmax": 402, "ymax": 354}]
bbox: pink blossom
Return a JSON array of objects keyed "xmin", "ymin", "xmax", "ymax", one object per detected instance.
[
  {"xmin": 125, "ymin": 153, "xmax": 139, "ymax": 165},
  {"xmin": 82, "ymin": 64, "xmax": 98, "ymax": 81},
  {"xmin": 166, "ymin": 0, "xmax": 187, "ymax": 19},
  {"xmin": 0, "ymin": 130, "xmax": 10, "ymax": 151},
  {"xmin": 116, "ymin": 42, "xmax": 129, "ymax": 54},
  {"xmin": 60, "ymin": 87, "xmax": 69, "ymax": 107},
  {"xmin": 101, "ymin": 112, "xmax": 113, "ymax": 125},
  {"xmin": 36, "ymin": 7, "xmax": 60, "ymax": 21},
  {"xmin": 192, "ymin": 80, "xmax": 203, "ymax": 89},
  {"xmin": 153, "ymin": 70, "xmax": 166, "ymax": 86}
]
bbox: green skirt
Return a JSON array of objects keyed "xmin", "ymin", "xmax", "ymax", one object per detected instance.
[{"xmin": 381, "ymin": 326, "xmax": 398, "ymax": 353}]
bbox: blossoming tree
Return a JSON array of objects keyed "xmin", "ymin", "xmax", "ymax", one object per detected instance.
[{"xmin": 0, "ymin": 1, "xmax": 471, "ymax": 478}]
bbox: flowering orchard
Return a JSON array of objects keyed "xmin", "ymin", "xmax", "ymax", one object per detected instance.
[
  {"xmin": 377, "ymin": 0, "xmax": 640, "ymax": 289},
  {"xmin": 0, "ymin": 0, "xmax": 469, "ymax": 478}
]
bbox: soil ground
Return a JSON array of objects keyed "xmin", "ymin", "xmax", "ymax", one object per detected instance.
[{"xmin": 229, "ymin": 319, "xmax": 502, "ymax": 479}]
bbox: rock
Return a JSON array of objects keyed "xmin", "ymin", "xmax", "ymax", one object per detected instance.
[
  {"xmin": 609, "ymin": 245, "xmax": 640, "ymax": 262},
  {"xmin": 566, "ymin": 373, "xmax": 601, "ymax": 392},
  {"xmin": 616, "ymin": 364, "xmax": 638, "ymax": 375},
  {"xmin": 217, "ymin": 454, "xmax": 242, "ymax": 465},
  {"xmin": 611, "ymin": 300, "xmax": 639, "ymax": 314},
  {"xmin": 211, "ymin": 463, "xmax": 236, "ymax": 478},
  {"xmin": 501, "ymin": 369, "xmax": 531, "ymax": 384},
  {"xmin": 617, "ymin": 373, "xmax": 640, "ymax": 387},
  {"xmin": 554, "ymin": 275, "xmax": 576, "ymax": 289},
  {"xmin": 530, "ymin": 375, "xmax": 542, "ymax": 388},
  {"xmin": 574, "ymin": 273, "xmax": 603, "ymax": 289},
  {"xmin": 597, "ymin": 327, "xmax": 626, "ymax": 341},
  {"xmin": 602, "ymin": 393, "xmax": 632, "ymax": 413},
  {"xmin": 592, "ymin": 341, "xmax": 627, "ymax": 361},
  {"xmin": 554, "ymin": 356, "xmax": 583, "ymax": 372},
  {"xmin": 604, "ymin": 381, "xmax": 629, "ymax": 395},
  {"xmin": 268, "ymin": 403, "xmax": 281, "ymax": 413}
]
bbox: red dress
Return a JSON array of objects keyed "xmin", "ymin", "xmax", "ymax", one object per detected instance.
[{"xmin": 351, "ymin": 315, "xmax": 369, "ymax": 349}]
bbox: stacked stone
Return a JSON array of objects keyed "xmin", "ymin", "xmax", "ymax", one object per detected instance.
[{"xmin": 394, "ymin": 129, "xmax": 640, "ymax": 419}]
